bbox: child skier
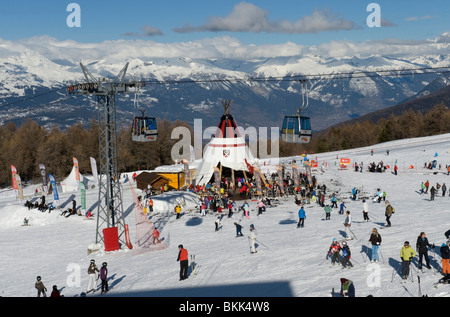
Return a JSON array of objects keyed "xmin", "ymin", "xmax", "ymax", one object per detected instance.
[
  {"xmin": 341, "ymin": 241, "xmax": 353, "ymax": 268},
  {"xmin": 328, "ymin": 239, "xmax": 342, "ymax": 266},
  {"xmin": 35, "ymin": 276, "xmax": 47, "ymax": 297},
  {"xmin": 339, "ymin": 202, "xmax": 346, "ymax": 215},
  {"xmin": 324, "ymin": 204, "xmax": 332, "ymax": 220}
]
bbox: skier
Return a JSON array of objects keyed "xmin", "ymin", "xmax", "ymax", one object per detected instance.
[
  {"xmin": 248, "ymin": 226, "xmax": 257, "ymax": 254},
  {"xmin": 50, "ymin": 285, "xmax": 61, "ymax": 297},
  {"xmin": 416, "ymin": 232, "xmax": 432, "ymax": 270},
  {"xmin": 420, "ymin": 182, "xmax": 425, "ymax": 194},
  {"xmin": 424, "ymin": 180, "xmax": 429, "ymax": 194},
  {"xmin": 100, "ymin": 262, "xmax": 108, "ymax": 294},
  {"xmin": 339, "ymin": 278, "xmax": 355, "ymax": 297},
  {"xmin": 430, "ymin": 186, "xmax": 436, "ymax": 201},
  {"xmin": 328, "ymin": 239, "xmax": 342, "ymax": 266},
  {"xmin": 440, "ymin": 241, "xmax": 450, "ymax": 278},
  {"xmin": 344, "ymin": 211, "xmax": 352, "ymax": 240},
  {"xmin": 331, "ymin": 193, "xmax": 338, "ymax": 208},
  {"xmin": 257, "ymin": 200, "xmax": 266, "ymax": 216},
  {"xmin": 242, "ymin": 201, "xmax": 250, "ymax": 219},
  {"xmin": 215, "ymin": 216, "xmax": 221, "ymax": 231},
  {"xmin": 400, "ymin": 241, "xmax": 416, "ymax": 280},
  {"xmin": 87, "ymin": 259, "xmax": 99, "ymax": 293},
  {"xmin": 175, "ymin": 204, "xmax": 182, "ymax": 219},
  {"xmin": 341, "ymin": 241, "xmax": 353, "ymax": 268},
  {"xmin": 442, "ymin": 183, "xmax": 447, "ymax": 197},
  {"xmin": 35, "ymin": 276, "xmax": 47, "ymax": 297},
  {"xmin": 324, "ymin": 204, "xmax": 332, "ymax": 220},
  {"xmin": 177, "ymin": 244, "xmax": 189, "ymax": 281},
  {"xmin": 384, "ymin": 200, "xmax": 393, "ymax": 227},
  {"xmin": 339, "ymin": 201, "xmax": 346, "ymax": 215},
  {"xmin": 297, "ymin": 205, "xmax": 306, "ymax": 228},
  {"xmin": 362, "ymin": 199, "xmax": 370, "ymax": 222},
  {"xmin": 152, "ymin": 227, "xmax": 161, "ymax": 244},
  {"xmin": 368, "ymin": 228, "xmax": 382, "ymax": 262},
  {"xmin": 234, "ymin": 222, "xmax": 243, "ymax": 237}
]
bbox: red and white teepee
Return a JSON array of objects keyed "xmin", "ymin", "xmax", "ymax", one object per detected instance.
[{"xmin": 193, "ymin": 100, "xmax": 256, "ymax": 186}]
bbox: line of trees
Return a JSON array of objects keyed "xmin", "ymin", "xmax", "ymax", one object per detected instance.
[{"xmin": 0, "ymin": 118, "xmax": 191, "ymax": 188}]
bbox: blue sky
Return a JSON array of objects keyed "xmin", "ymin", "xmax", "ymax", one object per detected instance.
[{"xmin": 0, "ymin": 0, "xmax": 448, "ymax": 46}]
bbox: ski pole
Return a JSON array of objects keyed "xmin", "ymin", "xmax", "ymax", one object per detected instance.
[
  {"xmin": 378, "ymin": 245, "xmax": 386, "ymax": 264},
  {"xmin": 256, "ymin": 239, "xmax": 269, "ymax": 249}
]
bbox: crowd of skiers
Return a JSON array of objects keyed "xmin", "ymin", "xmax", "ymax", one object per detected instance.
[
  {"xmin": 34, "ymin": 259, "xmax": 109, "ymax": 297},
  {"xmin": 420, "ymin": 180, "xmax": 448, "ymax": 201}
]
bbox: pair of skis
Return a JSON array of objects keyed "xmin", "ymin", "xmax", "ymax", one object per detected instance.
[{"xmin": 190, "ymin": 255, "xmax": 198, "ymax": 278}]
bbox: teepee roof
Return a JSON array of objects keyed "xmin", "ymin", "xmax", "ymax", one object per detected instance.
[{"xmin": 193, "ymin": 100, "xmax": 256, "ymax": 186}]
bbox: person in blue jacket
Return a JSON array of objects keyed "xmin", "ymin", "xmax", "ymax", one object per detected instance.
[{"xmin": 297, "ymin": 206, "xmax": 306, "ymax": 228}]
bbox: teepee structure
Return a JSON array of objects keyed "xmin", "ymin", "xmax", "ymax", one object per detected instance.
[{"xmin": 193, "ymin": 100, "xmax": 257, "ymax": 186}]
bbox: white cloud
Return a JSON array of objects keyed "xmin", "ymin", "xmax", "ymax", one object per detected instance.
[{"xmin": 173, "ymin": 2, "xmax": 355, "ymax": 34}]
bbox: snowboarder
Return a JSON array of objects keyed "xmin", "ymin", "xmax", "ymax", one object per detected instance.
[
  {"xmin": 384, "ymin": 201, "xmax": 393, "ymax": 227},
  {"xmin": 339, "ymin": 278, "xmax": 355, "ymax": 297},
  {"xmin": 100, "ymin": 262, "xmax": 108, "ymax": 294},
  {"xmin": 177, "ymin": 244, "xmax": 189, "ymax": 281},
  {"xmin": 341, "ymin": 241, "xmax": 353, "ymax": 268},
  {"xmin": 416, "ymin": 232, "xmax": 432, "ymax": 270},
  {"xmin": 328, "ymin": 239, "xmax": 342, "ymax": 266},
  {"xmin": 297, "ymin": 205, "xmax": 306, "ymax": 228},
  {"xmin": 368, "ymin": 228, "xmax": 382, "ymax": 262},
  {"xmin": 344, "ymin": 211, "xmax": 352, "ymax": 240},
  {"xmin": 35, "ymin": 276, "xmax": 47, "ymax": 297},
  {"xmin": 234, "ymin": 222, "xmax": 243, "ymax": 237},
  {"xmin": 87, "ymin": 259, "xmax": 99, "ymax": 293},
  {"xmin": 362, "ymin": 199, "xmax": 370, "ymax": 222},
  {"xmin": 248, "ymin": 226, "xmax": 257, "ymax": 254},
  {"xmin": 440, "ymin": 241, "xmax": 450, "ymax": 277},
  {"xmin": 400, "ymin": 241, "xmax": 416, "ymax": 280}
]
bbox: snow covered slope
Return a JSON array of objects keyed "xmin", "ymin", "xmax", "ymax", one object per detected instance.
[{"xmin": 1, "ymin": 133, "xmax": 450, "ymax": 298}]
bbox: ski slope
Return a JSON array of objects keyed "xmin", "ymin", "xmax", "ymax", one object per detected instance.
[{"xmin": 1, "ymin": 133, "xmax": 450, "ymax": 298}]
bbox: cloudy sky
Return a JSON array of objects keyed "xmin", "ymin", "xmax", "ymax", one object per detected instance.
[{"xmin": 0, "ymin": 0, "xmax": 448, "ymax": 60}]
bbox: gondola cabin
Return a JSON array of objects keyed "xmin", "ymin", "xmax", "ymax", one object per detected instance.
[
  {"xmin": 132, "ymin": 116, "xmax": 158, "ymax": 142},
  {"xmin": 280, "ymin": 115, "xmax": 312, "ymax": 144}
]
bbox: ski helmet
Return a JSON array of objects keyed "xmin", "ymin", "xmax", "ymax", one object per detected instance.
[
  {"xmin": 102, "ymin": 262, "xmax": 107, "ymax": 267},
  {"xmin": 36, "ymin": 276, "xmax": 41, "ymax": 281}
]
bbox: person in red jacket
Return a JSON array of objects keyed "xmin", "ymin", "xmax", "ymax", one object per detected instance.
[{"xmin": 177, "ymin": 244, "xmax": 189, "ymax": 281}]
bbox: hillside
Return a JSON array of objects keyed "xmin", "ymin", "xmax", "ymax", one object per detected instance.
[{"xmin": 1, "ymin": 133, "xmax": 450, "ymax": 301}]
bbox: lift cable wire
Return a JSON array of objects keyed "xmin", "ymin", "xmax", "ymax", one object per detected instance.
[{"xmin": 1, "ymin": 65, "xmax": 449, "ymax": 109}]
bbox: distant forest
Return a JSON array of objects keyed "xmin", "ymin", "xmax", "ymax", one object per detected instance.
[{"xmin": 0, "ymin": 103, "xmax": 449, "ymax": 187}]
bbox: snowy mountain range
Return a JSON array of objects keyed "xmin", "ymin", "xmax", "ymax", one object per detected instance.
[{"xmin": 0, "ymin": 35, "xmax": 449, "ymax": 131}]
